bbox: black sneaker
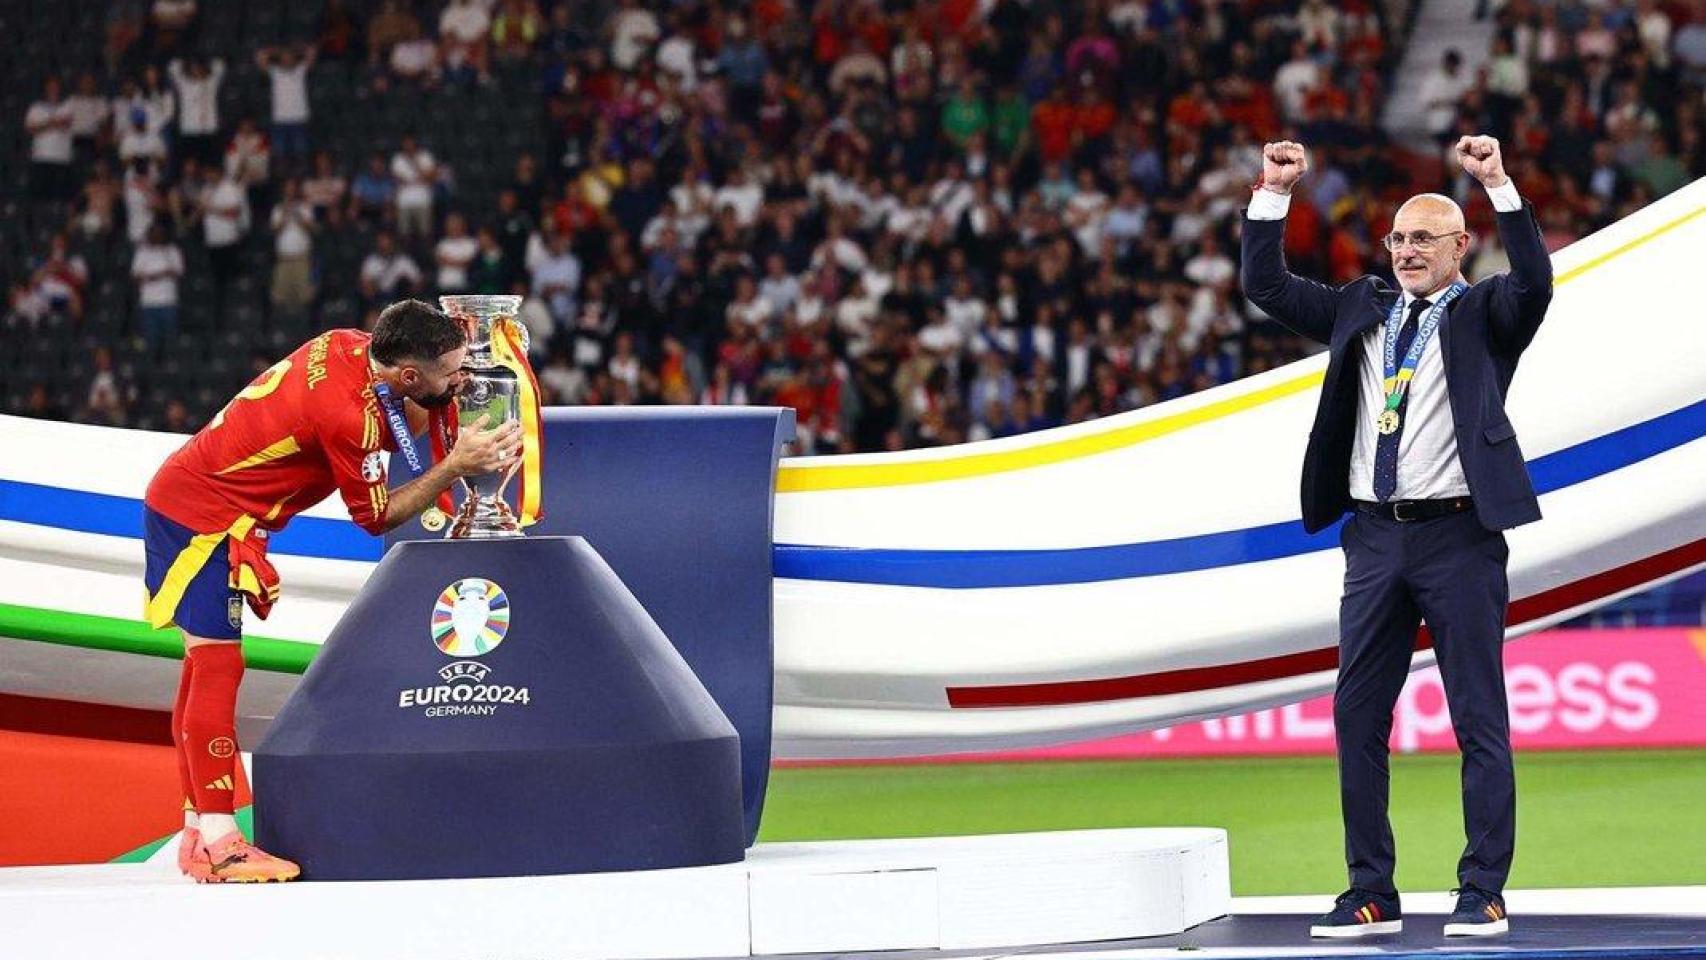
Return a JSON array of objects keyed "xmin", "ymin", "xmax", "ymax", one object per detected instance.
[
  {"xmin": 1309, "ymin": 888, "xmax": 1402, "ymax": 938},
  {"xmin": 1445, "ymin": 885, "xmax": 1509, "ymax": 937}
]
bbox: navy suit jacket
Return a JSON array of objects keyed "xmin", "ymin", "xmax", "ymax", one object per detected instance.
[{"xmin": 1240, "ymin": 201, "xmax": 1554, "ymax": 534}]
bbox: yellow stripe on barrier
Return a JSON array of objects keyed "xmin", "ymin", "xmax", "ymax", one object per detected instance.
[
  {"xmin": 1553, "ymin": 203, "xmax": 1706, "ymax": 285},
  {"xmin": 775, "ymin": 199, "xmax": 1705, "ymax": 492},
  {"xmin": 775, "ymin": 371, "xmax": 1325, "ymax": 492}
]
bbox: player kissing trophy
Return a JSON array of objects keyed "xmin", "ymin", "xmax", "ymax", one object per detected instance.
[
  {"xmin": 256, "ymin": 293, "xmax": 743, "ymax": 883},
  {"xmin": 434, "ymin": 294, "xmax": 545, "ymax": 538}
]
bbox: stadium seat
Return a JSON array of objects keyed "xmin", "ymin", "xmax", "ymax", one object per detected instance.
[{"xmin": 230, "ymin": 301, "xmax": 263, "ymax": 331}]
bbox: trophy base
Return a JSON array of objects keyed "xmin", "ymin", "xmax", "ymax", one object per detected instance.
[{"xmin": 447, "ymin": 499, "xmax": 523, "ymax": 539}]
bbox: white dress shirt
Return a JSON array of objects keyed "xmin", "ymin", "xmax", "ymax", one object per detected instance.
[{"xmin": 1248, "ymin": 179, "xmax": 1523, "ymax": 500}]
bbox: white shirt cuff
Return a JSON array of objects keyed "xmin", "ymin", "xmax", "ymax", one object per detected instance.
[
  {"xmin": 1246, "ymin": 188, "xmax": 1292, "ymax": 220},
  {"xmin": 1485, "ymin": 179, "xmax": 1522, "ymax": 212}
]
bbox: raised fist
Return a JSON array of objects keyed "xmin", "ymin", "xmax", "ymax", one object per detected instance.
[
  {"xmin": 1261, "ymin": 141, "xmax": 1309, "ymax": 195},
  {"xmin": 1455, "ymin": 135, "xmax": 1508, "ymax": 188}
]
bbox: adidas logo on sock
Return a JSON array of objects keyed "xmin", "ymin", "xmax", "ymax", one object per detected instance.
[{"xmin": 203, "ymin": 775, "xmax": 234, "ymax": 791}]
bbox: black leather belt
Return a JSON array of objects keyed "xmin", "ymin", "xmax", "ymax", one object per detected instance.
[{"xmin": 1354, "ymin": 497, "xmax": 1474, "ymax": 522}]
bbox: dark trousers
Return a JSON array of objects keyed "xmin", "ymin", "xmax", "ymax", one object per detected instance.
[{"xmin": 1334, "ymin": 507, "xmax": 1515, "ymax": 896}]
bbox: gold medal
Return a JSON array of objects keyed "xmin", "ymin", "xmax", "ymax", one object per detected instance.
[
  {"xmin": 1376, "ymin": 409, "xmax": 1401, "ymax": 435},
  {"xmin": 421, "ymin": 507, "xmax": 447, "ymax": 532}
]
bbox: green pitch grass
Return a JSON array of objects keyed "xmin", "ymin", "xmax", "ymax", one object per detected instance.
[{"xmin": 756, "ymin": 750, "xmax": 1706, "ymax": 895}]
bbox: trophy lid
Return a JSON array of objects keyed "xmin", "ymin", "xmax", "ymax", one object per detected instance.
[{"xmin": 439, "ymin": 295, "xmax": 523, "ymax": 350}]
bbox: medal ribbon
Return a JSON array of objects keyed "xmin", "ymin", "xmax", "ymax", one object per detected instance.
[
  {"xmin": 1381, "ymin": 281, "xmax": 1466, "ymax": 411},
  {"xmin": 487, "ymin": 318, "xmax": 545, "ymax": 527},
  {"xmin": 373, "ymin": 380, "xmax": 457, "ymax": 516}
]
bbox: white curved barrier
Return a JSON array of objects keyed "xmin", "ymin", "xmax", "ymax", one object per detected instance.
[{"xmin": 3, "ymin": 178, "xmax": 1703, "ymax": 759}]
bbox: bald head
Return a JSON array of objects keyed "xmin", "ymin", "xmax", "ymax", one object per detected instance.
[
  {"xmin": 1389, "ymin": 193, "xmax": 1470, "ymax": 296},
  {"xmin": 1394, "ymin": 193, "xmax": 1466, "ymax": 234}
]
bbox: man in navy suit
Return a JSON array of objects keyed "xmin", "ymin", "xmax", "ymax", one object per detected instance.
[{"xmin": 1240, "ymin": 135, "xmax": 1553, "ymax": 939}]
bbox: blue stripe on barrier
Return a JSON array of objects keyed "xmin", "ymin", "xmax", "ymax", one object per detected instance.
[
  {"xmin": 0, "ymin": 480, "xmax": 380, "ymax": 561},
  {"xmin": 772, "ymin": 397, "xmax": 1706, "ymax": 588},
  {"xmin": 3, "ymin": 397, "xmax": 1702, "ymax": 583}
]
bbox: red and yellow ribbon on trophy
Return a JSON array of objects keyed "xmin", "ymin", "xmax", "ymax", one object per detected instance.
[{"xmin": 488, "ymin": 316, "xmax": 544, "ymax": 527}]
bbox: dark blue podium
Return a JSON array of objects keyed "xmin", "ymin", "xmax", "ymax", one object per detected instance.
[
  {"xmin": 387, "ymin": 406, "xmax": 794, "ymax": 845},
  {"xmin": 252, "ymin": 536, "xmax": 745, "ymax": 880}
]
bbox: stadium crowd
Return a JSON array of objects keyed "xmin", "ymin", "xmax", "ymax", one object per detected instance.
[{"xmin": 3, "ymin": 0, "xmax": 1700, "ymax": 451}]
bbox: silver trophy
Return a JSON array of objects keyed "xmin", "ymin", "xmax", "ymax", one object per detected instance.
[{"xmin": 439, "ymin": 295, "xmax": 525, "ymax": 539}]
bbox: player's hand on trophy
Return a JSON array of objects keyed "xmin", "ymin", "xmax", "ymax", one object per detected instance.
[
  {"xmin": 1260, "ymin": 141, "xmax": 1309, "ymax": 195},
  {"xmin": 445, "ymin": 415, "xmax": 525, "ymax": 477},
  {"xmin": 1455, "ymin": 134, "xmax": 1509, "ymax": 188}
]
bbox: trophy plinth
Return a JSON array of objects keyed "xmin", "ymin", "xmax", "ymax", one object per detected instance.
[{"xmin": 440, "ymin": 294, "xmax": 526, "ymax": 540}]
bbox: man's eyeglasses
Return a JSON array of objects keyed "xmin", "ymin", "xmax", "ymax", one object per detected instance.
[{"xmin": 1382, "ymin": 230, "xmax": 1465, "ymax": 252}]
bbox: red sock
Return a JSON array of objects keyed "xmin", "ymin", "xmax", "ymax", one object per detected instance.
[
  {"xmin": 183, "ymin": 643, "xmax": 245, "ymax": 815},
  {"xmin": 171, "ymin": 654, "xmax": 195, "ymax": 813}
]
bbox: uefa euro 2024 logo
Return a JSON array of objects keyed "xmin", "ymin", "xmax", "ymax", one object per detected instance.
[
  {"xmin": 431, "ymin": 578, "xmax": 511, "ymax": 656},
  {"xmin": 400, "ymin": 578, "xmax": 530, "ymax": 716}
]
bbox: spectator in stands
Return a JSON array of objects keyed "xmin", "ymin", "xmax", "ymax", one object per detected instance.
[
  {"xmin": 167, "ymin": 56, "xmax": 225, "ymax": 170},
  {"xmin": 435, "ymin": 212, "xmax": 479, "ymax": 293},
  {"xmin": 31, "ymin": 234, "xmax": 89, "ymax": 323},
  {"xmin": 148, "ymin": 0, "xmax": 198, "ymax": 56},
  {"xmin": 270, "ymin": 178, "xmax": 316, "ymax": 322},
  {"xmin": 531, "ymin": 230, "xmax": 582, "ymax": 328},
  {"xmin": 359, "ymin": 231, "xmax": 422, "ymax": 306},
  {"xmin": 830, "ymin": 37, "xmax": 887, "ymax": 95},
  {"xmin": 390, "ymin": 26, "xmax": 443, "ymax": 87},
  {"xmin": 25, "ymin": 77, "xmax": 76, "ymax": 203},
  {"xmin": 21, "ymin": 384, "xmax": 69, "ymax": 423},
  {"xmin": 81, "ymin": 346, "xmax": 133, "ymax": 427},
  {"xmin": 316, "ymin": 0, "xmax": 359, "ymax": 61},
  {"xmin": 1183, "ymin": 234, "xmax": 1235, "ymax": 289},
  {"xmin": 105, "ymin": 1, "xmax": 146, "ymax": 75},
  {"xmin": 139, "ymin": 64, "xmax": 175, "ymax": 130},
  {"xmin": 392, "ymin": 134, "xmax": 439, "ymax": 239},
  {"xmin": 494, "ymin": 188, "xmax": 535, "ymax": 274},
  {"xmin": 568, "ymin": 275, "xmax": 615, "ymax": 372},
  {"xmin": 77, "ymin": 161, "xmax": 122, "ymax": 239},
  {"xmin": 1273, "ymin": 41, "xmax": 1322, "ymax": 124},
  {"xmin": 132, "ymin": 224, "xmax": 185, "ymax": 356},
  {"xmin": 116, "ymin": 105, "xmax": 168, "ymax": 168},
  {"xmin": 718, "ymin": 16, "xmax": 769, "ymax": 109},
  {"xmin": 257, "ymin": 44, "xmax": 315, "ymax": 172},
  {"xmin": 122, "ymin": 157, "xmax": 162, "ymax": 243},
  {"xmin": 468, "ymin": 227, "xmax": 510, "ymax": 294},
  {"xmin": 508, "ymin": 152, "xmax": 544, "ymax": 218},
  {"xmin": 350, "ymin": 152, "xmax": 396, "ymax": 224},
  {"xmin": 164, "ymin": 156, "xmax": 206, "ymax": 234},
  {"xmin": 6, "ymin": 0, "xmax": 1693, "ymax": 456},
  {"xmin": 440, "ymin": 0, "xmax": 492, "ymax": 85},
  {"xmin": 161, "ymin": 397, "xmax": 191, "ymax": 433},
  {"xmin": 607, "ymin": 0, "xmax": 661, "ymax": 72},
  {"xmin": 492, "ymin": 0, "xmax": 545, "ymax": 63},
  {"xmin": 367, "ymin": 0, "xmax": 422, "ymax": 69},
  {"xmin": 1418, "ymin": 49, "xmax": 1468, "ymax": 146},
  {"xmin": 303, "ymin": 150, "xmax": 348, "ymax": 219},
  {"xmin": 111, "ymin": 67, "xmax": 175, "ymax": 151},
  {"xmin": 65, "ymin": 73, "xmax": 112, "ymax": 166},
  {"xmin": 224, "ymin": 118, "xmax": 272, "ymax": 215},
  {"xmin": 197, "ymin": 164, "xmax": 250, "ymax": 315},
  {"xmin": 6, "ymin": 282, "xmax": 50, "ymax": 333}
]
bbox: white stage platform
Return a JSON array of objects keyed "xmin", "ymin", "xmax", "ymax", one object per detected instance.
[{"xmin": 0, "ymin": 827, "xmax": 1230, "ymax": 960}]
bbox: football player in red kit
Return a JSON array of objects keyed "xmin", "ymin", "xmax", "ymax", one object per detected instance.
[{"xmin": 142, "ymin": 299, "xmax": 520, "ymax": 882}]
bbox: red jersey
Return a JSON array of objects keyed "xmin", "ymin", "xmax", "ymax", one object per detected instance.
[{"xmin": 146, "ymin": 329, "xmax": 396, "ymax": 537}]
